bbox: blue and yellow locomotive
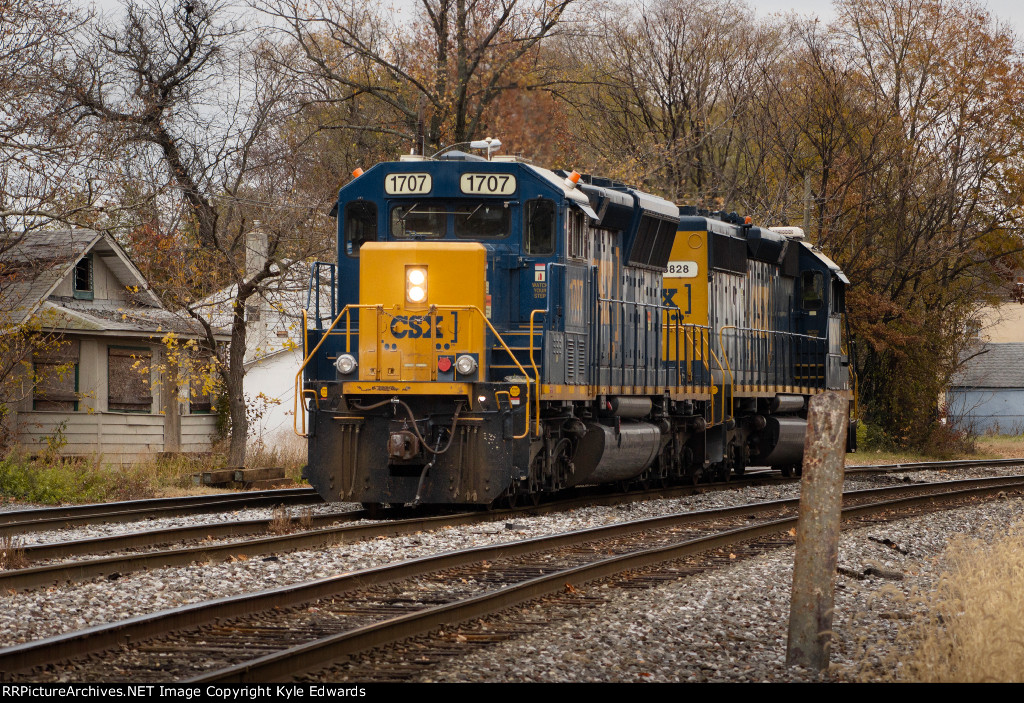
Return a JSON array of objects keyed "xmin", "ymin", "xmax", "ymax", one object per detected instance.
[{"xmin": 296, "ymin": 145, "xmax": 854, "ymax": 506}]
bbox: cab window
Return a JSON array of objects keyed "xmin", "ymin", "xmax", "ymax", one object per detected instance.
[
  {"xmin": 344, "ymin": 201, "xmax": 377, "ymax": 257},
  {"xmin": 390, "ymin": 203, "xmax": 446, "ymax": 238},
  {"xmin": 801, "ymin": 270, "xmax": 824, "ymax": 310},
  {"xmin": 525, "ymin": 198, "xmax": 555, "ymax": 255},
  {"xmin": 831, "ymin": 277, "xmax": 845, "ymax": 313},
  {"xmin": 454, "ymin": 201, "xmax": 509, "ymax": 239}
]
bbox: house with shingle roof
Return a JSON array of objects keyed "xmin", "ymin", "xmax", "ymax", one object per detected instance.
[
  {"xmin": 947, "ymin": 342, "xmax": 1024, "ymax": 434},
  {"xmin": 1, "ymin": 229, "xmax": 228, "ymax": 462}
]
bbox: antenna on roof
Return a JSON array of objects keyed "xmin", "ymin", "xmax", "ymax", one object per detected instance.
[{"xmin": 468, "ymin": 137, "xmax": 502, "ymax": 160}]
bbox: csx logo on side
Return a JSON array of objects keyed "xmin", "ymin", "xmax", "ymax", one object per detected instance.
[{"xmin": 390, "ymin": 315, "xmax": 444, "ymax": 339}]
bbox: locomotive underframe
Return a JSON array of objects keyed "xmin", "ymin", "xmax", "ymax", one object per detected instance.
[{"xmin": 304, "ymin": 380, "xmax": 821, "ymax": 506}]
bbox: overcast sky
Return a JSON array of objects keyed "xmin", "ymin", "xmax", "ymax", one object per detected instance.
[
  {"xmin": 78, "ymin": 0, "xmax": 1024, "ymax": 45},
  {"xmin": 751, "ymin": 0, "xmax": 1023, "ymax": 36}
]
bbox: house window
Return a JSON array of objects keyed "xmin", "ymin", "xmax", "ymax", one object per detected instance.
[
  {"xmin": 73, "ymin": 255, "xmax": 94, "ymax": 300},
  {"xmin": 33, "ymin": 339, "xmax": 80, "ymax": 411},
  {"xmin": 108, "ymin": 347, "xmax": 153, "ymax": 412}
]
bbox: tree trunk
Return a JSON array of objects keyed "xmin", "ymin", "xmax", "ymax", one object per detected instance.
[{"xmin": 226, "ymin": 300, "xmax": 249, "ymax": 467}]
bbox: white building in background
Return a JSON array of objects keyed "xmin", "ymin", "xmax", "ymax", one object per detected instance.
[
  {"xmin": 195, "ymin": 227, "xmax": 328, "ymax": 449},
  {"xmin": 946, "ymin": 274, "xmax": 1024, "ymax": 435}
]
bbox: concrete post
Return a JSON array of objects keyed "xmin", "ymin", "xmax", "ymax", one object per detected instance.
[{"xmin": 786, "ymin": 391, "xmax": 849, "ymax": 670}]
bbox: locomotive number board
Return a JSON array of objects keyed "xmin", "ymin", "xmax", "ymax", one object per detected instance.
[
  {"xmin": 385, "ymin": 173, "xmax": 432, "ymax": 195},
  {"xmin": 665, "ymin": 261, "xmax": 699, "ymax": 278},
  {"xmin": 460, "ymin": 173, "xmax": 517, "ymax": 195}
]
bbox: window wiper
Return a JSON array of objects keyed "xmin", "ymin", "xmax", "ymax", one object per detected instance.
[{"xmin": 460, "ymin": 204, "xmax": 483, "ymax": 221}]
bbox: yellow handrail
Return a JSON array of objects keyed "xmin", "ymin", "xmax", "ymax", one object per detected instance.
[
  {"xmin": 528, "ymin": 308, "xmax": 546, "ymax": 438},
  {"xmin": 717, "ymin": 325, "xmax": 737, "ymax": 420},
  {"xmin": 293, "ymin": 304, "xmax": 374, "ymax": 437},
  {"xmin": 842, "ymin": 342, "xmax": 859, "ymax": 420},
  {"xmin": 706, "ymin": 344, "xmax": 729, "ymax": 426},
  {"xmin": 293, "ymin": 303, "xmax": 536, "ymax": 440}
]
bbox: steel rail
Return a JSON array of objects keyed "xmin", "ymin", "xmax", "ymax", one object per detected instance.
[
  {"xmin": 0, "ymin": 475, "xmax": 782, "ymax": 590},
  {"xmin": 1, "ymin": 468, "xmax": 1018, "ymax": 590},
  {"xmin": 845, "ymin": 457, "xmax": 1024, "ymax": 473},
  {"xmin": 196, "ymin": 475, "xmax": 1024, "ymax": 682},
  {"xmin": 0, "ymin": 488, "xmax": 321, "ymax": 534},
  {"xmin": 16, "ymin": 509, "xmax": 371, "ymax": 561},
  {"xmin": 3, "ymin": 474, "xmax": 1023, "ymax": 677}
]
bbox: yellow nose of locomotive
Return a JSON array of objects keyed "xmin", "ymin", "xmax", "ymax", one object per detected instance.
[{"xmin": 358, "ymin": 241, "xmax": 488, "ymax": 383}]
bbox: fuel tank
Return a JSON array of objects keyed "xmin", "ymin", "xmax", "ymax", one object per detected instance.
[
  {"xmin": 759, "ymin": 415, "xmax": 807, "ymax": 466},
  {"xmin": 570, "ymin": 422, "xmax": 661, "ymax": 485}
]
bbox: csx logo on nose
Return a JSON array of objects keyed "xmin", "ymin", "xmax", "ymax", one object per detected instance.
[{"xmin": 389, "ymin": 315, "xmax": 444, "ymax": 339}]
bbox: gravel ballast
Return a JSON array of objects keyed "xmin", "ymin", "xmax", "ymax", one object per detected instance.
[
  {"xmin": 405, "ymin": 497, "xmax": 1024, "ymax": 682},
  {"xmin": 1, "ymin": 468, "xmax": 1023, "ymax": 682}
]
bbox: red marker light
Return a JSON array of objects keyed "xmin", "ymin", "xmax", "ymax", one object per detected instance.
[{"xmin": 438, "ymin": 357, "xmax": 453, "ymax": 372}]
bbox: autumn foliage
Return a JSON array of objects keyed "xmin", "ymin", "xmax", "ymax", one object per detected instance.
[{"xmin": 3, "ymin": 0, "xmax": 1024, "ymax": 455}]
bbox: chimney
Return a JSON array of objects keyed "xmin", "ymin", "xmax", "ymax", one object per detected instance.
[{"xmin": 246, "ymin": 221, "xmax": 268, "ymax": 282}]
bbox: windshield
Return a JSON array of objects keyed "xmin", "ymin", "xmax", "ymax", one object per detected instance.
[
  {"xmin": 390, "ymin": 203, "xmax": 445, "ymax": 238},
  {"xmin": 454, "ymin": 202, "xmax": 509, "ymax": 239},
  {"xmin": 390, "ymin": 200, "xmax": 511, "ymax": 239}
]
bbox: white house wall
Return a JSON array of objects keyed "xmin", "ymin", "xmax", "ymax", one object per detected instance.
[{"xmin": 245, "ymin": 346, "xmax": 303, "ymax": 444}]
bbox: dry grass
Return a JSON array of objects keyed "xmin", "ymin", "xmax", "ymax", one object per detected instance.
[
  {"xmin": 268, "ymin": 505, "xmax": 291, "ymax": 534},
  {"xmin": 247, "ymin": 431, "xmax": 307, "ymax": 484},
  {"xmin": 974, "ymin": 434, "xmax": 1024, "ymax": 460},
  {"xmin": 847, "ymin": 433, "xmax": 1024, "ymax": 466},
  {"xmin": 877, "ymin": 522, "xmax": 1024, "ymax": 682},
  {"xmin": 267, "ymin": 506, "xmax": 313, "ymax": 535},
  {"xmin": 0, "ymin": 534, "xmax": 28, "ymax": 570}
]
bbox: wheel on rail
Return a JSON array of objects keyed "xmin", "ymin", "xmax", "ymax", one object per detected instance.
[{"xmin": 499, "ymin": 490, "xmax": 520, "ymax": 509}]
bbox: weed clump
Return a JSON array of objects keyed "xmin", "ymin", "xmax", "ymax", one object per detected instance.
[
  {"xmin": 268, "ymin": 505, "xmax": 291, "ymax": 534},
  {"xmin": 864, "ymin": 519, "xmax": 1024, "ymax": 682},
  {"xmin": 0, "ymin": 534, "xmax": 27, "ymax": 570}
]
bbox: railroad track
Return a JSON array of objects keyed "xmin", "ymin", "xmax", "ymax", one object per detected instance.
[
  {"xmin": 0, "ymin": 474, "xmax": 783, "ymax": 590},
  {"xmin": 4, "ymin": 458, "xmax": 1022, "ymax": 591},
  {"xmin": 0, "ymin": 488, "xmax": 323, "ymax": 535},
  {"xmin": 845, "ymin": 457, "xmax": 1024, "ymax": 473},
  {"xmin": 3, "ymin": 474, "xmax": 1022, "ymax": 682}
]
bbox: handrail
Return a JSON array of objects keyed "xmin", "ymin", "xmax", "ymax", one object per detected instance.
[
  {"xmin": 842, "ymin": 342, "xmax": 859, "ymax": 420},
  {"xmin": 293, "ymin": 304, "xmax": 369, "ymax": 437},
  {"xmin": 528, "ymin": 308, "xmax": 547, "ymax": 438},
  {"xmin": 293, "ymin": 303, "xmax": 536, "ymax": 440},
  {"xmin": 474, "ymin": 306, "xmax": 533, "ymax": 440},
  {"xmin": 717, "ymin": 325, "xmax": 737, "ymax": 420},
  {"xmin": 706, "ymin": 345, "xmax": 728, "ymax": 426},
  {"xmin": 662, "ymin": 316, "xmax": 715, "ymax": 394}
]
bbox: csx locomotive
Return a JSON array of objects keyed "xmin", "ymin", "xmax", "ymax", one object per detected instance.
[{"xmin": 296, "ymin": 144, "xmax": 854, "ymax": 507}]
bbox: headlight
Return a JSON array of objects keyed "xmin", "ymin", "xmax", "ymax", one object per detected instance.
[
  {"xmin": 335, "ymin": 354, "xmax": 357, "ymax": 375},
  {"xmin": 406, "ymin": 266, "xmax": 427, "ymax": 304},
  {"xmin": 455, "ymin": 354, "xmax": 477, "ymax": 375}
]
